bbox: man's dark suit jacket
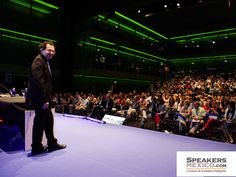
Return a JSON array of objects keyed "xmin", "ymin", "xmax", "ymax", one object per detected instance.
[{"xmin": 25, "ymin": 54, "xmax": 53, "ymax": 109}]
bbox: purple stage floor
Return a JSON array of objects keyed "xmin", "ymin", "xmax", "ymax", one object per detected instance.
[{"xmin": 0, "ymin": 113, "xmax": 235, "ymax": 177}]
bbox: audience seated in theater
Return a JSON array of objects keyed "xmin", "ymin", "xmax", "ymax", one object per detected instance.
[{"xmin": 54, "ymin": 69, "xmax": 236, "ymax": 143}]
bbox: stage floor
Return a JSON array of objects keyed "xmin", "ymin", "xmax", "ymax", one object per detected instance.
[{"xmin": 0, "ymin": 113, "xmax": 235, "ymax": 177}]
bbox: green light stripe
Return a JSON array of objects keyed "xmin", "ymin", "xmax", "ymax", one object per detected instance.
[
  {"xmin": 201, "ymin": 35, "xmax": 218, "ymax": 40},
  {"xmin": 175, "ymin": 34, "xmax": 229, "ymax": 43},
  {"xmin": 119, "ymin": 23, "xmax": 135, "ymax": 32},
  {"xmin": 97, "ymin": 45, "xmax": 117, "ymax": 52},
  {"xmin": 170, "ymin": 28, "xmax": 236, "ymax": 40},
  {"xmin": 175, "ymin": 39, "xmax": 187, "ymax": 44},
  {"xmin": 73, "ymin": 74, "xmax": 153, "ymax": 83},
  {"xmin": 135, "ymin": 55, "xmax": 157, "ymax": 62},
  {"xmin": 98, "ymin": 15, "xmax": 159, "ymax": 43},
  {"xmin": 120, "ymin": 46, "xmax": 166, "ymax": 61},
  {"xmin": 85, "ymin": 42, "xmax": 118, "ymax": 52},
  {"xmin": 2, "ymin": 34, "xmax": 43, "ymax": 44},
  {"xmin": 89, "ymin": 37, "xmax": 116, "ymax": 45},
  {"xmin": 88, "ymin": 37, "xmax": 165, "ymax": 61},
  {"xmin": 99, "ymin": 14, "xmax": 235, "ymax": 44},
  {"xmin": 9, "ymin": 0, "xmax": 51, "ymax": 14},
  {"xmin": 170, "ymin": 58, "xmax": 219, "ymax": 63},
  {"xmin": 33, "ymin": 0, "xmax": 59, "ymax": 9},
  {"xmin": 119, "ymin": 23, "xmax": 158, "ymax": 42},
  {"xmin": 219, "ymin": 34, "xmax": 228, "ymax": 38},
  {"xmin": 119, "ymin": 51, "xmax": 134, "ymax": 57},
  {"xmin": 115, "ymin": 11, "xmax": 167, "ymax": 40},
  {"xmin": 81, "ymin": 42, "xmax": 158, "ymax": 63},
  {"xmin": 0, "ymin": 28, "xmax": 56, "ymax": 42},
  {"xmin": 84, "ymin": 42, "xmax": 96, "ymax": 47},
  {"xmin": 169, "ymin": 54, "xmax": 236, "ymax": 63},
  {"xmin": 84, "ymin": 42, "xmax": 117, "ymax": 52},
  {"xmin": 83, "ymin": 41, "xmax": 236, "ymax": 63},
  {"xmin": 2, "ymin": 34, "xmax": 29, "ymax": 42}
]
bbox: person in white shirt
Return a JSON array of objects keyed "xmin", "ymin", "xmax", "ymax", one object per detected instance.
[{"xmin": 188, "ymin": 101, "xmax": 206, "ymax": 135}]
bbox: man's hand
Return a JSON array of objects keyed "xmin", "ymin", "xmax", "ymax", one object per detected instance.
[{"xmin": 42, "ymin": 102, "xmax": 49, "ymax": 110}]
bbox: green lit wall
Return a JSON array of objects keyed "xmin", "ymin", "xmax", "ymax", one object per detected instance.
[
  {"xmin": 71, "ymin": 11, "xmax": 236, "ymax": 91},
  {"xmin": 73, "ymin": 16, "xmax": 165, "ymax": 84},
  {"xmin": 77, "ymin": 12, "xmax": 236, "ymax": 75},
  {"xmin": 72, "ymin": 75, "xmax": 152, "ymax": 93},
  {"xmin": 0, "ymin": 0, "xmax": 61, "ymax": 89}
]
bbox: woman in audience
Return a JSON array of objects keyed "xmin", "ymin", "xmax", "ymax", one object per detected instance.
[
  {"xmin": 200, "ymin": 100, "xmax": 223, "ymax": 139},
  {"xmin": 176, "ymin": 99, "xmax": 192, "ymax": 134}
]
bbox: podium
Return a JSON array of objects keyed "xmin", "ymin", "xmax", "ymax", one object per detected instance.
[{"xmin": 0, "ymin": 96, "xmax": 49, "ymax": 151}]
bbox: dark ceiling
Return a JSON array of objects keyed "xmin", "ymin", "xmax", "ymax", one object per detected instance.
[
  {"xmin": 56, "ymin": 0, "xmax": 235, "ymax": 38},
  {"xmin": 116, "ymin": 0, "xmax": 236, "ymax": 37}
]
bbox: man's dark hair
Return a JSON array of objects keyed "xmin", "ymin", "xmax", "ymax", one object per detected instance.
[{"xmin": 38, "ymin": 41, "xmax": 55, "ymax": 52}]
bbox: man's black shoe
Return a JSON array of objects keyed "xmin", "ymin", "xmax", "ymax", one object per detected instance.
[
  {"xmin": 30, "ymin": 146, "xmax": 48, "ymax": 156},
  {"xmin": 48, "ymin": 143, "xmax": 66, "ymax": 152}
]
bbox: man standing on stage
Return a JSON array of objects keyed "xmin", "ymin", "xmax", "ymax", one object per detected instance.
[{"xmin": 26, "ymin": 41, "xmax": 66, "ymax": 156}]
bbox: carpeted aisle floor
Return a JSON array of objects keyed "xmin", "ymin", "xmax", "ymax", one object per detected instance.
[{"xmin": 0, "ymin": 113, "xmax": 235, "ymax": 177}]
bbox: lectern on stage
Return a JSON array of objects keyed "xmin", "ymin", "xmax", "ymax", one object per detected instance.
[{"xmin": 0, "ymin": 96, "xmax": 46, "ymax": 151}]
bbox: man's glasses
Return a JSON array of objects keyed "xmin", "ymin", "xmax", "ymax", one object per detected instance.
[{"xmin": 46, "ymin": 49, "xmax": 56, "ymax": 54}]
